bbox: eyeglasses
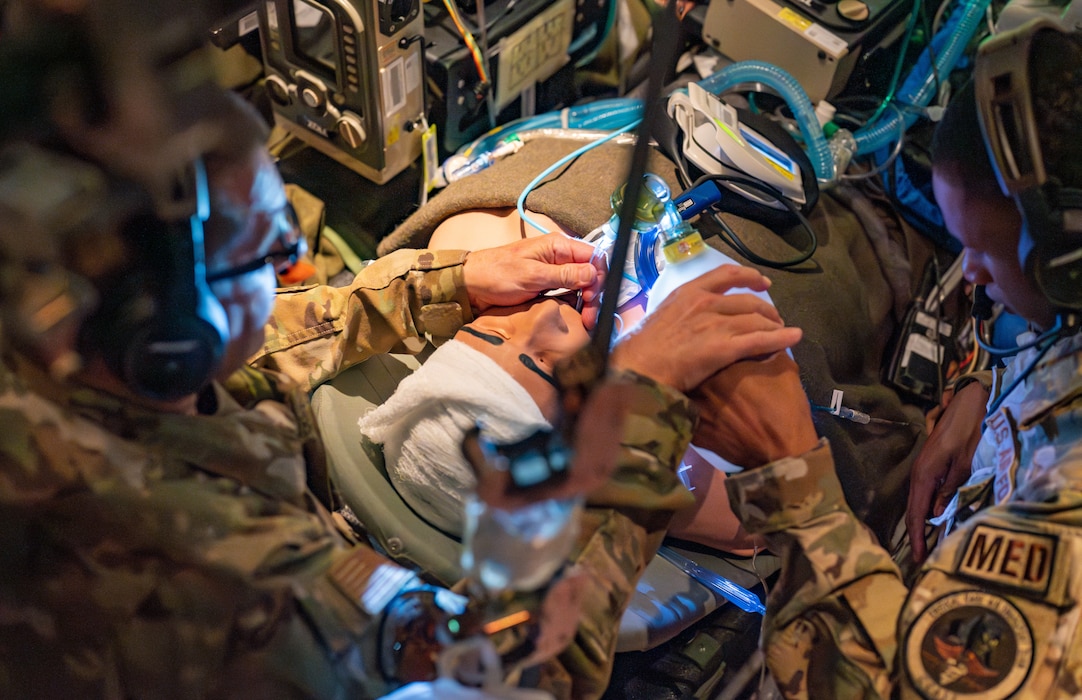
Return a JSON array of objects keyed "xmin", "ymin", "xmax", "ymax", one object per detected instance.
[{"xmin": 205, "ymin": 203, "xmax": 308, "ymax": 283}]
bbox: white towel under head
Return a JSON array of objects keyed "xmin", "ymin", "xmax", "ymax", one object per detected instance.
[{"xmin": 358, "ymin": 339, "xmax": 550, "ymax": 537}]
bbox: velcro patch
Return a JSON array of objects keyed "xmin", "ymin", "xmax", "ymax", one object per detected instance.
[
  {"xmin": 329, "ymin": 547, "xmax": 419, "ymax": 614},
  {"xmin": 958, "ymin": 524, "xmax": 1057, "ymax": 596},
  {"xmin": 905, "ymin": 590, "xmax": 1034, "ymax": 699}
]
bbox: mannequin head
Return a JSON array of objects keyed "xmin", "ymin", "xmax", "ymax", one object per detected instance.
[{"xmin": 456, "ymin": 298, "xmax": 590, "ymax": 422}]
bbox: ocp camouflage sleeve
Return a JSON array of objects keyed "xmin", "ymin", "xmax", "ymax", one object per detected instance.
[
  {"xmin": 253, "ymin": 248, "xmax": 473, "ymax": 392},
  {"xmin": 725, "ymin": 440, "xmax": 908, "ymax": 699},
  {"xmin": 0, "ymin": 359, "xmax": 414, "ymax": 700},
  {"xmin": 721, "ymin": 336, "xmax": 1082, "ymax": 700},
  {"xmin": 553, "ymin": 369, "xmax": 697, "ymax": 700}
]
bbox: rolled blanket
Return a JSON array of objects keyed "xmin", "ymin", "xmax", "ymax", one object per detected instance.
[{"xmin": 358, "ymin": 339, "xmax": 550, "ymax": 536}]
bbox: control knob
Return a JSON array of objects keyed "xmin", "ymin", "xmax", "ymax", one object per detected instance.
[
  {"xmin": 337, "ymin": 112, "xmax": 367, "ymax": 148},
  {"xmin": 265, "ymin": 75, "xmax": 292, "ymax": 106}
]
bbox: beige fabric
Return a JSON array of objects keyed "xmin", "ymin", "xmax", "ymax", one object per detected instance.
[{"xmin": 378, "ymin": 140, "xmax": 678, "ymax": 254}]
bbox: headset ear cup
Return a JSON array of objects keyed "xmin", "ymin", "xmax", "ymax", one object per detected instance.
[
  {"xmin": 83, "ymin": 255, "xmax": 228, "ymax": 402},
  {"xmin": 985, "ymin": 27, "xmax": 1082, "ymax": 313},
  {"xmin": 1021, "ymin": 185, "xmax": 1082, "ymax": 310},
  {"xmin": 81, "ymin": 205, "xmax": 228, "ymax": 401},
  {"xmin": 118, "ymin": 303, "xmax": 226, "ymax": 400}
]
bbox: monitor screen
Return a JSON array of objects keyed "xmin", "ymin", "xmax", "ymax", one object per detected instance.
[{"xmin": 291, "ymin": 0, "xmax": 337, "ymax": 79}]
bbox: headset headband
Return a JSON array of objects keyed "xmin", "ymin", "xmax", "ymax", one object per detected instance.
[{"xmin": 974, "ymin": 18, "xmax": 1062, "ymax": 197}]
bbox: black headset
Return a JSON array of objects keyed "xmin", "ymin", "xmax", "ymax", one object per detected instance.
[
  {"xmin": 78, "ymin": 157, "xmax": 230, "ymax": 401},
  {"xmin": 975, "ymin": 20, "xmax": 1082, "ymax": 312}
]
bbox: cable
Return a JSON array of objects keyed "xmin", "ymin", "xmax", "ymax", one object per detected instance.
[
  {"xmin": 841, "ymin": 104, "xmax": 908, "ymax": 182},
  {"xmin": 920, "ymin": 0, "xmax": 944, "ymax": 101},
  {"xmin": 865, "ymin": 0, "xmax": 923, "ymax": 126},
  {"xmin": 516, "ymin": 119, "xmax": 643, "ymax": 234},
  {"xmin": 965, "ymin": 333, "xmax": 983, "ymax": 374},
  {"xmin": 955, "ymin": 345, "xmax": 976, "ymax": 377},
  {"xmin": 440, "ymin": 0, "xmax": 490, "ymax": 88},
  {"xmin": 976, "ymin": 316, "xmax": 1064, "ymax": 356},
  {"xmin": 398, "ymin": 33, "xmax": 430, "ymax": 123},
  {"xmin": 984, "ymin": 329, "xmax": 1063, "ymax": 417},
  {"xmin": 687, "ymin": 173, "xmax": 818, "ymax": 268},
  {"xmin": 473, "ymin": 0, "xmax": 498, "ymax": 131},
  {"xmin": 931, "ymin": 0, "xmax": 953, "ymax": 34},
  {"xmin": 589, "ymin": 2, "xmax": 681, "ymax": 365}
]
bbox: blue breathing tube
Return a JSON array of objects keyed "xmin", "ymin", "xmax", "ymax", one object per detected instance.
[
  {"xmin": 692, "ymin": 0, "xmax": 993, "ymax": 178},
  {"xmin": 854, "ymin": 0, "xmax": 993, "ymax": 155},
  {"xmin": 636, "ymin": 226, "xmax": 661, "ymax": 291},
  {"xmin": 696, "ymin": 61, "xmax": 835, "ymax": 183}
]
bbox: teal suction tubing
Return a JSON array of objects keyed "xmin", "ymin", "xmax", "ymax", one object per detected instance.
[
  {"xmin": 696, "ymin": 61, "xmax": 835, "ymax": 182},
  {"xmin": 854, "ymin": 0, "xmax": 992, "ymax": 155},
  {"xmin": 464, "ymin": 99, "xmax": 643, "ymax": 156}
]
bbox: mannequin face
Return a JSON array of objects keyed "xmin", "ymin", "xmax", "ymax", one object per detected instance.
[
  {"xmin": 456, "ymin": 298, "xmax": 590, "ymax": 421},
  {"xmin": 932, "ymin": 165, "xmax": 1057, "ymax": 330}
]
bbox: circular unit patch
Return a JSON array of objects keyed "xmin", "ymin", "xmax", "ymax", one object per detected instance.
[{"xmin": 905, "ymin": 590, "xmax": 1033, "ymax": 699}]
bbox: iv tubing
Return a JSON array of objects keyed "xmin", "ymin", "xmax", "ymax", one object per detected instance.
[
  {"xmin": 517, "ymin": 119, "xmax": 644, "ymax": 234},
  {"xmin": 464, "ymin": 99, "xmax": 643, "ymax": 156}
]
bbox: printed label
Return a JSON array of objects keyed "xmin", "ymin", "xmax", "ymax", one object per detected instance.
[
  {"xmin": 958, "ymin": 524, "xmax": 1055, "ymax": 595},
  {"xmin": 986, "ymin": 408, "xmax": 1019, "ymax": 504},
  {"xmin": 496, "ymin": 0, "xmax": 573, "ymax": 109}
]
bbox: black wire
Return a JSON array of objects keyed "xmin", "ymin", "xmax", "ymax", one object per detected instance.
[
  {"xmin": 591, "ymin": 3, "xmax": 682, "ymax": 361},
  {"xmin": 829, "ymin": 94, "xmax": 886, "ymax": 114},
  {"xmin": 689, "ymin": 173, "xmax": 818, "ymax": 268},
  {"xmin": 831, "ymin": 112, "xmax": 871, "ymax": 131},
  {"xmin": 398, "ymin": 34, "xmax": 430, "ymax": 128},
  {"xmin": 931, "ymin": 254, "xmax": 946, "ymax": 404},
  {"xmin": 672, "ymin": 144, "xmax": 694, "ymax": 192},
  {"xmin": 984, "ymin": 331, "xmax": 1061, "ymax": 417}
]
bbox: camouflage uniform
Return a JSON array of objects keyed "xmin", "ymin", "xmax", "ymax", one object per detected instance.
[
  {"xmin": 253, "ymin": 248, "xmax": 476, "ymax": 392},
  {"xmin": 0, "ymin": 351, "xmax": 398, "ymax": 699},
  {"xmin": 0, "ymin": 248, "xmax": 695, "ymax": 699},
  {"xmin": 725, "ymin": 330, "xmax": 1082, "ymax": 698},
  {"xmin": 257, "ymin": 246, "xmax": 697, "ymax": 698}
]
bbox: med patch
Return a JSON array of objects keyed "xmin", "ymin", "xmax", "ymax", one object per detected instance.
[{"xmin": 957, "ymin": 524, "xmax": 1057, "ymax": 596}]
